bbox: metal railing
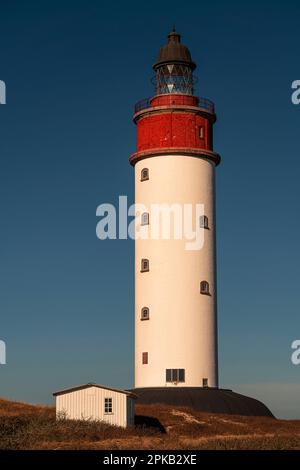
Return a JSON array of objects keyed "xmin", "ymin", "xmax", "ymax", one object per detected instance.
[
  {"xmin": 134, "ymin": 96, "xmax": 215, "ymax": 114},
  {"xmin": 198, "ymin": 97, "xmax": 215, "ymax": 113},
  {"xmin": 134, "ymin": 98, "xmax": 152, "ymax": 113}
]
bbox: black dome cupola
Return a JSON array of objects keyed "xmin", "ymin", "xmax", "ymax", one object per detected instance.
[{"xmin": 153, "ymin": 28, "xmax": 197, "ymax": 95}]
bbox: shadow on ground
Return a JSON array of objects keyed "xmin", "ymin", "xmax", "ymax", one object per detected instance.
[{"xmin": 135, "ymin": 414, "xmax": 166, "ymax": 433}]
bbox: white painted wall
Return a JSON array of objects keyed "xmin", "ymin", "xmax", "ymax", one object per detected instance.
[
  {"xmin": 134, "ymin": 154, "xmax": 218, "ymax": 388},
  {"xmin": 55, "ymin": 386, "xmax": 135, "ymax": 428}
]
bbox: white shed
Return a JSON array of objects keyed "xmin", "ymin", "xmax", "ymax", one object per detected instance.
[{"xmin": 53, "ymin": 384, "xmax": 136, "ymax": 428}]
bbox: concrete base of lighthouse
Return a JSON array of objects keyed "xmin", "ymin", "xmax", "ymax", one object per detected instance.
[{"xmin": 129, "ymin": 387, "xmax": 274, "ymax": 418}]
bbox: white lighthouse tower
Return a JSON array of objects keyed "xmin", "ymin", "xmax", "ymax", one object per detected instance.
[{"xmin": 130, "ymin": 29, "xmax": 220, "ymax": 390}]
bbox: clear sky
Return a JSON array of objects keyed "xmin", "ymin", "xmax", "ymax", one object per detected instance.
[{"xmin": 0, "ymin": 0, "xmax": 300, "ymax": 419}]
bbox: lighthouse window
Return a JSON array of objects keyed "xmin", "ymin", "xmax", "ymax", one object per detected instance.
[
  {"xmin": 141, "ymin": 307, "xmax": 150, "ymax": 320},
  {"xmin": 141, "ymin": 212, "xmax": 149, "ymax": 225},
  {"xmin": 199, "ymin": 215, "xmax": 209, "ymax": 229},
  {"xmin": 142, "ymin": 352, "xmax": 148, "ymax": 364},
  {"xmin": 141, "ymin": 168, "xmax": 149, "ymax": 181},
  {"xmin": 166, "ymin": 369, "xmax": 185, "ymax": 383},
  {"xmin": 202, "ymin": 378, "xmax": 209, "ymax": 388},
  {"xmin": 200, "ymin": 281, "xmax": 210, "ymax": 295},
  {"xmin": 178, "ymin": 369, "xmax": 185, "ymax": 382},
  {"xmin": 141, "ymin": 259, "xmax": 149, "ymax": 272},
  {"xmin": 198, "ymin": 126, "xmax": 204, "ymax": 138},
  {"xmin": 104, "ymin": 397, "xmax": 113, "ymax": 414}
]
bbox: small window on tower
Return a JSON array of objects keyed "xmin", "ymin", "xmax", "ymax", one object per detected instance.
[
  {"xmin": 141, "ymin": 212, "xmax": 149, "ymax": 225},
  {"xmin": 142, "ymin": 352, "xmax": 148, "ymax": 364},
  {"xmin": 141, "ymin": 168, "xmax": 149, "ymax": 181},
  {"xmin": 141, "ymin": 259, "xmax": 149, "ymax": 272},
  {"xmin": 198, "ymin": 126, "xmax": 204, "ymax": 138},
  {"xmin": 200, "ymin": 281, "xmax": 210, "ymax": 295},
  {"xmin": 199, "ymin": 215, "xmax": 209, "ymax": 229},
  {"xmin": 141, "ymin": 307, "xmax": 150, "ymax": 320},
  {"xmin": 202, "ymin": 378, "xmax": 208, "ymax": 388}
]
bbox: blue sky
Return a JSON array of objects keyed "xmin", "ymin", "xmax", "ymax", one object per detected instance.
[{"xmin": 0, "ymin": 0, "xmax": 300, "ymax": 418}]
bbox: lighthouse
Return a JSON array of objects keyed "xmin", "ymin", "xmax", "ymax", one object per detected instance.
[
  {"xmin": 130, "ymin": 29, "xmax": 220, "ymax": 389},
  {"xmin": 128, "ymin": 29, "xmax": 272, "ymax": 417}
]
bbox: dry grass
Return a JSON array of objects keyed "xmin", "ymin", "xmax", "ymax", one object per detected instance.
[{"xmin": 0, "ymin": 398, "xmax": 300, "ymax": 450}]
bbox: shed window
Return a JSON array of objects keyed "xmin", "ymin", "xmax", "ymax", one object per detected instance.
[
  {"xmin": 104, "ymin": 397, "xmax": 113, "ymax": 414},
  {"xmin": 141, "ymin": 212, "xmax": 149, "ymax": 225},
  {"xmin": 200, "ymin": 281, "xmax": 210, "ymax": 295},
  {"xmin": 199, "ymin": 215, "xmax": 209, "ymax": 229},
  {"xmin": 141, "ymin": 168, "xmax": 149, "ymax": 181},
  {"xmin": 141, "ymin": 258, "xmax": 149, "ymax": 272},
  {"xmin": 141, "ymin": 307, "xmax": 150, "ymax": 320},
  {"xmin": 166, "ymin": 369, "xmax": 185, "ymax": 383},
  {"xmin": 142, "ymin": 352, "xmax": 148, "ymax": 364}
]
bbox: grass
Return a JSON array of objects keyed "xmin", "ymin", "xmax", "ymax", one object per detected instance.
[{"xmin": 0, "ymin": 398, "xmax": 300, "ymax": 449}]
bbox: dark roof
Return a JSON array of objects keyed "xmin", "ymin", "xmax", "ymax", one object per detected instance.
[
  {"xmin": 153, "ymin": 29, "xmax": 196, "ymax": 71},
  {"xmin": 53, "ymin": 383, "xmax": 137, "ymax": 398},
  {"xmin": 129, "ymin": 387, "xmax": 274, "ymax": 418}
]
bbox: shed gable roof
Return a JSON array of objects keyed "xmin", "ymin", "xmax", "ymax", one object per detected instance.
[{"xmin": 53, "ymin": 383, "xmax": 137, "ymax": 398}]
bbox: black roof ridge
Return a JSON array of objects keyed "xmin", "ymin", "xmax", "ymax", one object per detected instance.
[{"xmin": 53, "ymin": 383, "xmax": 137, "ymax": 398}]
